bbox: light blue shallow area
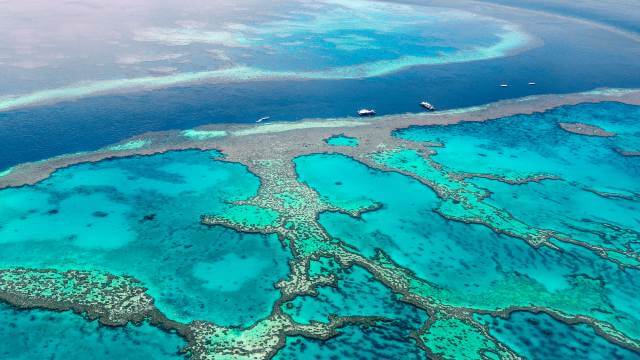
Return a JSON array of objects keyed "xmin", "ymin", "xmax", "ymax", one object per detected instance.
[
  {"xmin": 0, "ymin": 303, "xmax": 185, "ymax": 359},
  {"xmin": 395, "ymin": 102, "xmax": 640, "ymax": 193},
  {"xmin": 0, "ymin": 150, "xmax": 290, "ymax": 326},
  {"xmin": 395, "ymin": 101, "xmax": 640, "ymax": 257},
  {"xmin": 294, "ymin": 153, "xmax": 640, "ymax": 340},
  {"xmin": 550, "ymin": 101, "xmax": 640, "ymax": 153},
  {"xmin": 274, "ymin": 323, "xmax": 426, "ymax": 360},
  {"xmin": 281, "ymin": 263, "xmax": 427, "ymax": 358},
  {"xmin": 297, "ymin": 154, "xmax": 576, "ymax": 292},
  {"xmin": 283, "ymin": 262, "xmax": 427, "ymax": 325},
  {"xmin": 472, "ymin": 178, "xmax": 640, "ymax": 252},
  {"xmin": 476, "ymin": 311, "xmax": 640, "ymax": 360}
]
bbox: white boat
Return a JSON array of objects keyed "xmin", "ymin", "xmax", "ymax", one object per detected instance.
[
  {"xmin": 256, "ymin": 116, "xmax": 270, "ymax": 123},
  {"xmin": 528, "ymin": 82, "xmax": 536, "ymax": 86},
  {"xmin": 420, "ymin": 101, "xmax": 436, "ymax": 111},
  {"xmin": 358, "ymin": 109, "xmax": 376, "ymax": 117},
  {"xmin": 500, "ymin": 84, "xmax": 509, "ymax": 87}
]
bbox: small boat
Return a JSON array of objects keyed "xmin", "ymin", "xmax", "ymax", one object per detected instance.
[
  {"xmin": 500, "ymin": 84, "xmax": 509, "ymax": 88},
  {"xmin": 528, "ymin": 82, "xmax": 536, "ymax": 86},
  {"xmin": 358, "ymin": 109, "xmax": 376, "ymax": 117},
  {"xmin": 420, "ymin": 101, "xmax": 436, "ymax": 111},
  {"xmin": 256, "ymin": 116, "xmax": 270, "ymax": 123}
]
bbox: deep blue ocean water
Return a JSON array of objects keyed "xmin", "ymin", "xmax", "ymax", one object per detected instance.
[
  {"xmin": 0, "ymin": 303, "xmax": 185, "ymax": 360},
  {"xmin": 477, "ymin": 312, "xmax": 640, "ymax": 360}
]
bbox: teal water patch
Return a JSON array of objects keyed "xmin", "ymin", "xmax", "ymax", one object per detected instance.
[
  {"xmin": 240, "ymin": 0, "xmax": 522, "ymax": 72},
  {"xmin": 0, "ymin": 150, "xmax": 290, "ymax": 326},
  {"xmin": 471, "ymin": 178, "xmax": 640, "ymax": 252},
  {"xmin": 283, "ymin": 263, "xmax": 427, "ymax": 326},
  {"xmin": 140, "ymin": 0, "xmax": 532, "ymax": 76},
  {"xmin": 554, "ymin": 101, "xmax": 640, "ymax": 153},
  {"xmin": 395, "ymin": 102, "xmax": 640, "ymax": 192},
  {"xmin": 325, "ymin": 134, "xmax": 359, "ymax": 147},
  {"xmin": 280, "ymin": 259, "xmax": 427, "ymax": 358},
  {"xmin": 477, "ymin": 311, "xmax": 640, "ymax": 360},
  {"xmin": 275, "ymin": 323, "xmax": 426, "ymax": 360},
  {"xmin": 395, "ymin": 102, "xmax": 640, "ymax": 252},
  {"xmin": 0, "ymin": 190, "xmax": 134, "ymax": 249},
  {"xmin": 295, "ymin": 153, "xmax": 571, "ymax": 292},
  {"xmin": 295, "ymin": 153, "xmax": 640, "ymax": 340},
  {"xmin": 193, "ymin": 254, "xmax": 270, "ymax": 292},
  {"xmin": 0, "ymin": 303, "xmax": 184, "ymax": 359}
]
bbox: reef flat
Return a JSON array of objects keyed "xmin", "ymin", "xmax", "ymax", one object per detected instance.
[
  {"xmin": 1, "ymin": 88, "xmax": 640, "ymax": 359},
  {"xmin": 558, "ymin": 122, "xmax": 617, "ymax": 137},
  {"xmin": 2, "ymin": 88, "xmax": 639, "ymax": 188}
]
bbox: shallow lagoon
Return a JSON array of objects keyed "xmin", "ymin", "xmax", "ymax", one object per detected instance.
[
  {"xmin": 295, "ymin": 146, "xmax": 640, "ymax": 341},
  {"xmin": 395, "ymin": 102, "xmax": 640, "ymax": 190},
  {"xmin": 477, "ymin": 311, "xmax": 640, "ymax": 360},
  {"xmin": 0, "ymin": 150, "xmax": 290, "ymax": 326},
  {"xmin": 274, "ymin": 323, "xmax": 426, "ymax": 359},
  {"xmin": 283, "ymin": 262, "xmax": 427, "ymax": 325},
  {"xmin": 395, "ymin": 102, "xmax": 640, "ymax": 253},
  {"xmin": 0, "ymin": 303, "xmax": 185, "ymax": 359}
]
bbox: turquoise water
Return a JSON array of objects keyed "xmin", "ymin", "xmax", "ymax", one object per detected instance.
[
  {"xmin": 395, "ymin": 102, "xmax": 640, "ymax": 191},
  {"xmin": 395, "ymin": 102, "xmax": 640, "ymax": 255},
  {"xmin": 477, "ymin": 311, "xmax": 640, "ymax": 360},
  {"xmin": 0, "ymin": 303, "xmax": 184, "ymax": 359},
  {"xmin": 283, "ymin": 262, "xmax": 427, "ymax": 325},
  {"xmin": 280, "ymin": 263, "xmax": 427, "ymax": 358},
  {"xmin": 274, "ymin": 323, "xmax": 426, "ymax": 359},
  {"xmin": 0, "ymin": 150, "xmax": 290, "ymax": 326},
  {"xmin": 472, "ymin": 178, "xmax": 640, "ymax": 253},
  {"xmin": 295, "ymin": 152, "xmax": 640, "ymax": 339},
  {"xmin": 296, "ymin": 153, "xmax": 552, "ymax": 291}
]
